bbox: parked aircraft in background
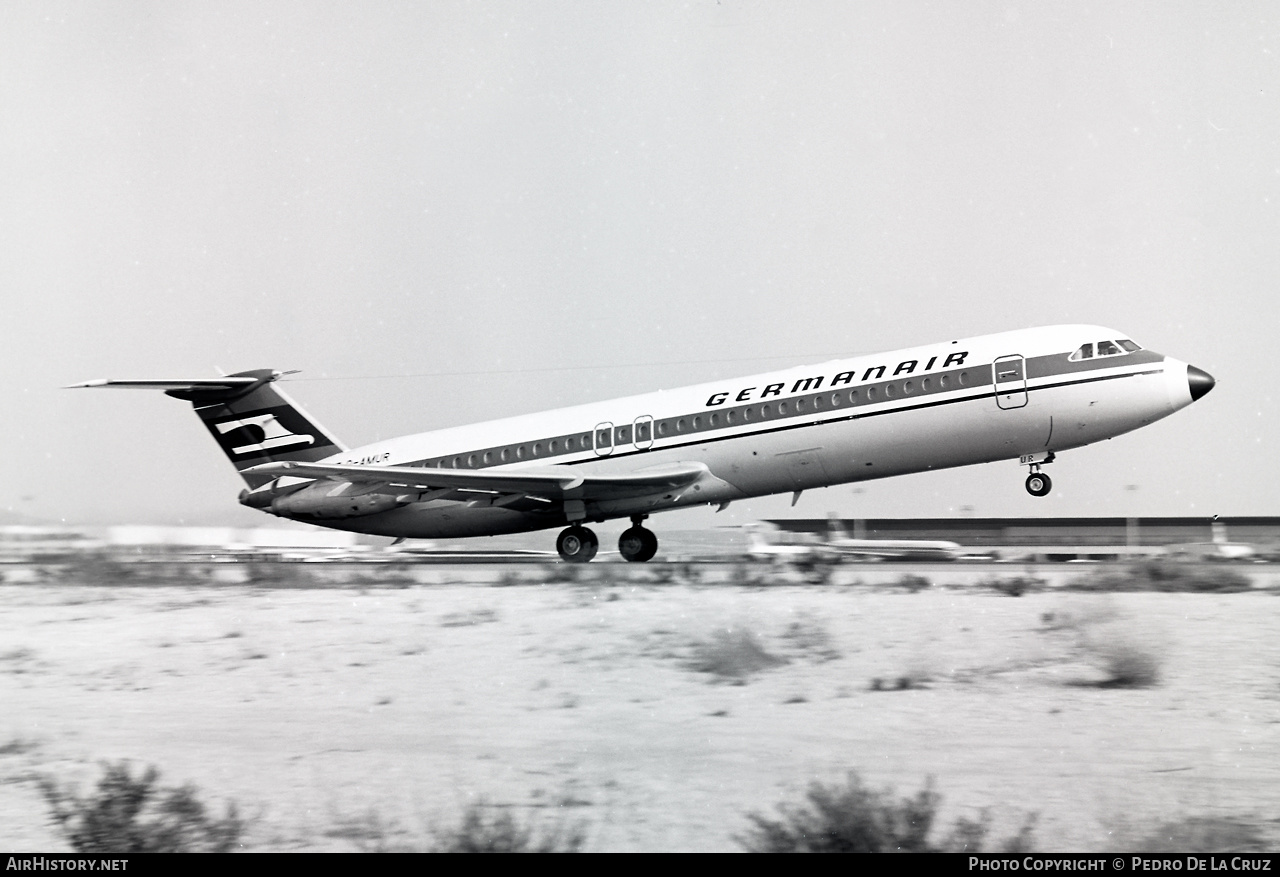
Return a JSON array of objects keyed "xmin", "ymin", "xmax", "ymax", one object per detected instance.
[
  {"xmin": 1169, "ymin": 516, "xmax": 1257, "ymax": 561},
  {"xmin": 71, "ymin": 324, "xmax": 1213, "ymax": 562},
  {"xmin": 742, "ymin": 523, "xmax": 838, "ymax": 565},
  {"xmin": 822, "ymin": 513, "xmax": 963, "ymax": 561}
]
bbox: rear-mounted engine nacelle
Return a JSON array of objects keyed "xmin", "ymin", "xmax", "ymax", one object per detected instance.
[{"xmin": 267, "ymin": 481, "xmax": 401, "ymax": 519}]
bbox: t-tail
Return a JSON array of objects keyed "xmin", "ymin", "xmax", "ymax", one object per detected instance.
[{"xmin": 68, "ymin": 370, "xmax": 346, "ymax": 487}]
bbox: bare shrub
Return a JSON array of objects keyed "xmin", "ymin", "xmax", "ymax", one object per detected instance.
[
  {"xmin": 779, "ymin": 616, "xmax": 842, "ymax": 663},
  {"xmin": 1134, "ymin": 816, "xmax": 1268, "ymax": 853},
  {"xmin": 429, "ymin": 802, "xmax": 585, "ymax": 853},
  {"xmin": 979, "ymin": 575, "xmax": 1045, "ymax": 597},
  {"xmin": 687, "ymin": 628, "xmax": 787, "ymax": 681},
  {"xmin": 739, "ymin": 772, "xmax": 1036, "ymax": 853},
  {"xmin": 1089, "ymin": 636, "xmax": 1163, "ymax": 687},
  {"xmin": 892, "ymin": 574, "xmax": 931, "ymax": 593},
  {"xmin": 1070, "ymin": 561, "xmax": 1252, "ymax": 593},
  {"xmin": 0, "ymin": 736, "xmax": 39, "ymax": 756},
  {"xmin": 541, "ymin": 563, "xmax": 582, "ymax": 584},
  {"xmin": 39, "ymin": 761, "xmax": 244, "ymax": 853}
]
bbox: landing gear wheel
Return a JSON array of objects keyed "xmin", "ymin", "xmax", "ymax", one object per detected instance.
[
  {"xmin": 1025, "ymin": 472, "xmax": 1052, "ymax": 497},
  {"xmin": 618, "ymin": 526, "xmax": 659, "ymax": 563},
  {"xmin": 556, "ymin": 526, "xmax": 599, "ymax": 563}
]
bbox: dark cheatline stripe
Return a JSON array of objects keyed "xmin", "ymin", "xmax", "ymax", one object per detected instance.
[{"xmin": 397, "ymin": 353, "xmax": 1165, "ymax": 473}]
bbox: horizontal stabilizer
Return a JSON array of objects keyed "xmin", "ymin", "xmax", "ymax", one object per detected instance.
[
  {"xmin": 66, "ymin": 377, "xmax": 260, "ymax": 392},
  {"xmin": 69, "ymin": 369, "xmax": 346, "ymax": 481}
]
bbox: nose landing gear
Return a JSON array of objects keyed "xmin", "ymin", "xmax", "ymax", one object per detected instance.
[
  {"xmin": 1022, "ymin": 451, "xmax": 1056, "ymax": 497},
  {"xmin": 1025, "ymin": 471, "xmax": 1052, "ymax": 497}
]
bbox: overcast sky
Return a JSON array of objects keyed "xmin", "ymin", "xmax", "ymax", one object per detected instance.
[{"xmin": 2, "ymin": 1, "xmax": 1277, "ymax": 534}]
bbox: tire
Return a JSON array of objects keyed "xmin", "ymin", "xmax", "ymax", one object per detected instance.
[
  {"xmin": 557, "ymin": 526, "xmax": 598, "ymax": 563},
  {"xmin": 1025, "ymin": 472, "xmax": 1052, "ymax": 497},
  {"xmin": 618, "ymin": 526, "xmax": 658, "ymax": 562}
]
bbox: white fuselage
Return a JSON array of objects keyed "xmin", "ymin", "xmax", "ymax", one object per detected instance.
[{"xmin": 292, "ymin": 324, "xmax": 1200, "ymax": 539}]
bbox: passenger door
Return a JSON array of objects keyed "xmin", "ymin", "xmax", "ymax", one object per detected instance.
[{"xmin": 993, "ymin": 355, "xmax": 1028, "ymax": 409}]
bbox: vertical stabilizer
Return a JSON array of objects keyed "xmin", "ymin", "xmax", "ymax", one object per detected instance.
[{"xmin": 69, "ymin": 370, "xmax": 346, "ymax": 486}]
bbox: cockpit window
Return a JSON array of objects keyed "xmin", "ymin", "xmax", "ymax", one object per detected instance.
[{"xmin": 1069, "ymin": 339, "xmax": 1142, "ymax": 362}]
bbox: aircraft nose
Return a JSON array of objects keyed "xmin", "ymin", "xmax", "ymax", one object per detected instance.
[{"xmin": 1187, "ymin": 365, "xmax": 1215, "ymax": 402}]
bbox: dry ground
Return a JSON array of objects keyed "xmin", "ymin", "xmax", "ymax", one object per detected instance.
[{"xmin": 2, "ymin": 566, "xmax": 1279, "ymax": 851}]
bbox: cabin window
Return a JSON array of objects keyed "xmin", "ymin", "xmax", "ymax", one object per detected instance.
[
  {"xmin": 453, "ymin": 456, "xmax": 462, "ymax": 468},
  {"xmin": 566, "ymin": 437, "xmax": 576, "ymax": 451},
  {"xmin": 483, "ymin": 451, "xmax": 493, "ymax": 465},
  {"xmin": 830, "ymin": 393, "xmax": 841, "ymax": 407},
  {"xmin": 726, "ymin": 410, "xmax": 736, "ymax": 424},
  {"xmin": 467, "ymin": 454, "xmax": 478, "ymax": 468},
  {"xmin": 616, "ymin": 426, "xmax": 631, "ymax": 444},
  {"xmin": 532, "ymin": 443, "xmax": 542, "ymax": 457},
  {"xmin": 939, "ymin": 375, "xmax": 949, "ymax": 389},
  {"xmin": 581, "ymin": 433, "xmax": 592, "ymax": 448},
  {"xmin": 500, "ymin": 448, "xmax": 510, "ymax": 462},
  {"xmin": 778, "ymin": 401, "xmax": 788, "ymax": 416},
  {"xmin": 813, "ymin": 395, "xmax": 823, "ymax": 410},
  {"xmin": 885, "ymin": 384, "xmax": 895, "ymax": 399},
  {"xmin": 743, "ymin": 407, "xmax": 754, "ymax": 421},
  {"xmin": 922, "ymin": 377, "xmax": 931, "ymax": 392},
  {"xmin": 762, "ymin": 404, "xmax": 772, "ymax": 418},
  {"xmin": 904, "ymin": 380, "xmax": 913, "ymax": 394},
  {"xmin": 868, "ymin": 387, "xmax": 877, "ymax": 400},
  {"xmin": 958, "ymin": 371, "xmax": 968, "ymax": 385},
  {"xmin": 709, "ymin": 413, "xmax": 719, "ymax": 427},
  {"xmin": 550, "ymin": 440, "xmax": 560, "ymax": 454}
]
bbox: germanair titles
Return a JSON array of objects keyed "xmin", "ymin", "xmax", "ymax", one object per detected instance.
[{"xmin": 704, "ymin": 350, "xmax": 969, "ymax": 408}]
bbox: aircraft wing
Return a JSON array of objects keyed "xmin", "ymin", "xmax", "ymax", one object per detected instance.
[{"xmin": 243, "ymin": 460, "xmax": 709, "ymax": 504}]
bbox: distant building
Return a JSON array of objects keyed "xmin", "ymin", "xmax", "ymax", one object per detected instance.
[{"xmin": 765, "ymin": 517, "xmax": 1280, "ymax": 562}]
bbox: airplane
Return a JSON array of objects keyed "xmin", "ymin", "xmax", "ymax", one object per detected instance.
[
  {"xmin": 821, "ymin": 513, "xmax": 963, "ymax": 561},
  {"xmin": 1169, "ymin": 516, "xmax": 1257, "ymax": 561},
  {"xmin": 70, "ymin": 324, "xmax": 1215, "ymax": 563},
  {"xmin": 742, "ymin": 523, "xmax": 839, "ymax": 565}
]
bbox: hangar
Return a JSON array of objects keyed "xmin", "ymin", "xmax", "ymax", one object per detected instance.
[{"xmin": 764, "ymin": 517, "xmax": 1280, "ymax": 561}]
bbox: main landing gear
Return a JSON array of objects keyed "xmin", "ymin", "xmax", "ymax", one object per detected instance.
[
  {"xmin": 618, "ymin": 516, "xmax": 659, "ymax": 563},
  {"xmin": 556, "ymin": 525, "xmax": 599, "ymax": 563},
  {"xmin": 1023, "ymin": 451, "xmax": 1056, "ymax": 497},
  {"xmin": 556, "ymin": 515, "xmax": 659, "ymax": 563}
]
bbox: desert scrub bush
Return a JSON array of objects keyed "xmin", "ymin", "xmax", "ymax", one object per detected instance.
[
  {"xmin": 891, "ymin": 574, "xmax": 932, "ymax": 593},
  {"xmin": 779, "ymin": 615, "xmax": 842, "ymax": 663},
  {"xmin": 430, "ymin": 801, "xmax": 585, "ymax": 853},
  {"xmin": 1070, "ymin": 560, "xmax": 1252, "ymax": 593},
  {"xmin": 1134, "ymin": 816, "xmax": 1269, "ymax": 853},
  {"xmin": 541, "ymin": 562, "xmax": 582, "ymax": 584},
  {"xmin": 739, "ymin": 772, "xmax": 1035, "ymax": 853},
  {"xmin": 245, "ymin": 561, "xmax": 314, "ymax": 588},
  {"xmin": 687, "ymin": 627, "xmax": 787, "ymax": 681},
  {"xmin": 979, "ymin": 575, "xmax": 1045, "ymax": 597},
  {"xmin": 1086, "ymin": 635, "xmax": 1163, "ymax": 687},
  {"xmin": 39, "ymin": 761, "xmax": 244, "ymax": 853}
]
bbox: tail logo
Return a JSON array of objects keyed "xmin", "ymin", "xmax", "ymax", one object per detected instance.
[{"xmin": 214, "ymin": 414, "xmax": 315, "ymax": 456}]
